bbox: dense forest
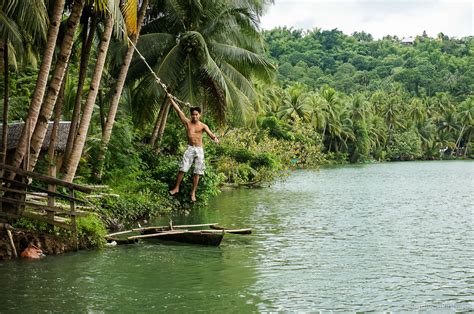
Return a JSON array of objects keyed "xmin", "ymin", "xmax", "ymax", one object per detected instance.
[
  {"xmin": 0, "ymin": 0, "xmax": 472, "ymax": 245},
  {"xmin": 260, "ymin": 28, "xmax": 473, "ymax": 162}
]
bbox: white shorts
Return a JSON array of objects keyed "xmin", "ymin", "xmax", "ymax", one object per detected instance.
[{"xmin": 179, "ymin": 145, "xmax": 206, "ymax": 175}]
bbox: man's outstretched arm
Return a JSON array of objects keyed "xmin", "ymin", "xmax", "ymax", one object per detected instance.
[
  {"xmin": 204, "ymin": 125, "xmax": 219, "ymax": 144},
  {"xmin": 167, "ymin": 93, "xmax": 188, "ymax": 125}
]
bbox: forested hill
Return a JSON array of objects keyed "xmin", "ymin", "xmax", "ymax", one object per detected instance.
[{"xmin": 263, "ymin": 28, "xmax": 473, "ymax": 100}]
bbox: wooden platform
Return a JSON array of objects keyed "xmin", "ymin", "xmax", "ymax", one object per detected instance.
[{"xmin": 0, "ymin": 163, "xmax": 93, "ymax": 249}]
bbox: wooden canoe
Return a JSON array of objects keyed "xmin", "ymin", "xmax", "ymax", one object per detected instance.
[
  {"xmin": 105, "ymin": 223, "xmax": 251, "ymax": 247},
  {"xmin": 137, "ymin": 228, "xmax": 224, "ymax": 246}
]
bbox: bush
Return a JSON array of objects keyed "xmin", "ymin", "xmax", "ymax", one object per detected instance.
[
  {"xmin": 76, "ymin": 215, "xmax": 107, "ymax": 248},
  {"xmin": 387, "ymin": 129, "xmax": 423, "ymax": 160}
]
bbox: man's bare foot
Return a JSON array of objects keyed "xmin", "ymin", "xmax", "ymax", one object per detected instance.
[
  {"xmin": 169, "ymin": 189, "xmax": 179, "ymax": 196},
  {"xmin": 190, "ymin": 193, "xmax": 196, "ymax": 202}
]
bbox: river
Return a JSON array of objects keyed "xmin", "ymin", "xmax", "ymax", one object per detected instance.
[{"xmin": 1, "ymin": 161, "xmax": 473, "ymax": 312}]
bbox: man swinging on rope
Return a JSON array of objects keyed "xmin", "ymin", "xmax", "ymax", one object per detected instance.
[{"xmin": 167, "ymin": 93, "xmax": 219, "ymax": 202}]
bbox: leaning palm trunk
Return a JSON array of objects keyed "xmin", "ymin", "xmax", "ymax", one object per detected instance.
[
  {"xmin": 94, "ymin": 0, "xmax": 149, "ymax": 179},
  {"xmin": 9, "ymin": 0, "xmax": 84, "ymax": 174},
  {"xmin": 48, "ymin": 66, "xmax": 68, "ymax": 178},
  {"xmin": 8, "ymin": 0, "xmax": 65, "ymax": 170},
  {"xmin": 2, "ymin": 41, "xmax": 9, "ymax": 166},
  {"xmin": 63, "ymin": 13, "xmax": 98, "ymax": 165},
  {"xmin": 149, "ymin": 97, "xmax": 168, "ymax": 147},
  {"xmin": 62, "ymin": 16, "xmax": 114, "ymax": 182},
  {"xmin": 155, "ymin": 101, "xmax": 171, "ymax": 149}
]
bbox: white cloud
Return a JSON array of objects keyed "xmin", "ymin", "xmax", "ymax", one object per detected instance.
[{"xmin": 260, "ymin": 0, "xmax": 473, "ymax": 38}]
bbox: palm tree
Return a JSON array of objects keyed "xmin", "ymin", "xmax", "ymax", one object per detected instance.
[
  {"xmin": 9, "ymin": 0, "xmax": 85, "ymax": 175},
  {"xmin": 63, "ymin": 6, "xmax": 98, "ymax": 164},
  {"xmin": 456, "ymin": 97, "xmax": 473, "ymax": 156},
  {"xmin": 62, "ymin": 6, "xmax": 117, "ymax": 182},
  {"xmin": 317, "ymin": 85, "xmax": 342, "ymax": 150},
  {"xmin": 128, "ymin": 0, "xmax": 274, "ymax": 133},
  {"xmin": 277, "ymin": 83, "xmax": 310, "ymax": 121},
  {"xmin": 305, "ymin": 92, "xmax": 328, "ymax": 133},
  {"xmin": 0, "ymin": 0, "xmax": 49, "ymax": 165},
  {"xmin": 348, "ymin": 94, "xmax": 371, "ymax": 162},
  {"xmin": 254, "ymin": 81, "xmax": 283, "ymax": 116},
  {"xmin": 456, "ymin": 96, "xmax": 474, "ymax": 156},
  {"xmin": 94, "ymin": 0, "xmax": 148, "ymax": 180}
]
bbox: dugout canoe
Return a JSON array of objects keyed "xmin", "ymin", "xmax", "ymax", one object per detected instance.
[
  {"xmin": 136, "ymin": 227, "xmax": 224, "ymax": 246},
  {"xmin": 106, "ymin": 223, "xmax": 251, "ymax": 247}
]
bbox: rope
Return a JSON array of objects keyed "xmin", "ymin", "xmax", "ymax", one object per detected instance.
[{"xmin": 106, "ymin": 5, "xmax": 191, "ymax": 108}]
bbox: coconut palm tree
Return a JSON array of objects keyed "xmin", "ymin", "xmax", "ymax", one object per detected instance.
[
  {"xmin": 8, "ymin": 0, "xmax": 85, "ymax": 175},
  {"xmin": 127, "ymin": 0, "xmax": 274, "ymax": 133},
  {"xmin": 62, "ymin": 0, "xmax": 124, "ymax": 182},
  {"xmin": 0, "ymin": 0, "xmax": 49, "ymax": 164},
  {"xmin": 94, "ymin": 0, "xmax": 148, "ymax": 180},
  {"xmin": 348, "ymin": 94, "xmax": 371, "ymax": 162},
  {"xmin": 456, "ymin": 96, "xmax": 473, "ymax": 156},
  {"xmin": 63, "ymin": 6, "xmax": 98, "ymax": 164},
  {"xmin": 277, "ymin": 83, "xmax": 310, "ymax": 121}
]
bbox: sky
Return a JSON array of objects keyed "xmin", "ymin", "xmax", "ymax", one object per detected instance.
[{"xmin": 260, "ymin": 0, "xmax": 473, "ymax": 39}]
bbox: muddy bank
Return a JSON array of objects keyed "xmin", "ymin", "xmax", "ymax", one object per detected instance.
[{"xmin": 0, "ymin": 229, "xmax": 75, "ymax": 260}]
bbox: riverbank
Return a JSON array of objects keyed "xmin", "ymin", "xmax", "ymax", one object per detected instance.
[
  {"xmin": 2, "ymin": 121, "xmax": 471, "ymax": 259},
  {"xmin": 0, "ymin": 228, "xmax": 75, "ymax": 259}
]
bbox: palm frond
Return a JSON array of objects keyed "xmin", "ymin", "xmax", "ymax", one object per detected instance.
[
  {"xmin": 107, "ymin": 0, "xmax": 127, "ymax": 41},
  {"xmin": 121, "ymin": 0, "xmax": 138, "ymax": 35},
  {"xmin": 222, "ymin": 72, "xmax": 255, "ymax": 125},
  {"xmin": 178, "ymin": 57, "xmax": 200, "ymax": 106},
  {"xmin": 155, "ymin": 43, "xmax": 186, "ymax": 89},
  {"xmin": 218, "ymin": 60, "xmax": 256, "ymax": 101},
  {"xmin": 5, "ymin": 0, "xmax": 48, "ymax": 44},
  {"xmin": 0, "ymin": 10, "xmax": 22, "ymax": 47},
  {"xmin": 126, "ymin": 33, "xmax": 175, "ymax": 81},
  {"xmin": 201, "ymin": 54, "xmax": 231, "ymax": 104},
  {"xmin": 209, "ymin": 42, "xmax": 275, "ymax": 81}
]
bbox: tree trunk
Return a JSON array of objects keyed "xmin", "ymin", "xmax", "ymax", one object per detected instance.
[
  {"xmin": 2, "ymin": 41, "xmax": 9, "ymax": 166},
  {"xmin": 150, "ymin": 98, "xmax": 167, "ymax": 147},
  {"xmin": 8, "ymin": 0, "xmax": 65, "ymax": 170},
  {"xmin": 62, "ymin": 16, "xmax": 114, "ymax": 182},
  {"xmin": 63, "ymin": 13, "xmax": 98, "ymax": 166},
  {"xmin": 94, "ymin": 0, "xmax": 149, "ymax": 179},
  {"xmin": 155, "ymin": 101, "xmax": 170, "ymax": 149},
  {"xmin": 98, "ymin": 88, "xmax": 105, "ymax": 136},
  {"xmin": 28, "ymin": 0, "xmax": 86, "ymax": 171},
  {"xmin": 9, "ymin": 0, "xmax": 84, "ymax": 175},
  {"xmin": 48, "ymin": 66, "xmax": 67, "ymax": 178}
]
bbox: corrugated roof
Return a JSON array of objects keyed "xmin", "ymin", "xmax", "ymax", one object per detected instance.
[{"xmin": 0, "ymin": 121, "xmax": 71, "ymax": 152}]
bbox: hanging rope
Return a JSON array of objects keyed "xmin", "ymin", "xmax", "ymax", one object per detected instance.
[{"xmin": 106, "ymin": 5, "xmax": 191, "ymax": 108}]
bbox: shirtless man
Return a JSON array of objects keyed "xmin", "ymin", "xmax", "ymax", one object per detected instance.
[{"xmin": 167, "ymin": 93, "xmax": 219, "ymax": 202}]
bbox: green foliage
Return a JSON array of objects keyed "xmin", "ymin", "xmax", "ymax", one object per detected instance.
[
  {"xmin": 76, "ymin": 215, "xmax": 107, "ymax": 248},
  {"xmin": 387, "ymin": 129, "xmax": 423, "ymax": 161},
  {"xmin": 259, "ymin": 116, "xmax": 294, "ymax": 140},
  {"xmin": 13, "ymin": 217, "xmax": 50, "ymax": 233},
  {"xmin": 258, "ymin": 29, "xmax": 472, "ymax": 162}
]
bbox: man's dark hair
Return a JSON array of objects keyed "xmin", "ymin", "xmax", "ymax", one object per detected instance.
[{"xmin": 190, "ymin": 106, "xmax": 201, "ymax": 114}]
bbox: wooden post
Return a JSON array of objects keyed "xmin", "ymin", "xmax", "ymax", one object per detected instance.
[
  {"xmin": 69, "ymin": 188, "xmax": 78, "ymax": 250},
  {"xmin": 47, "ymin": 183, "xmax": 55, "ymax": 232},
  {"xmin": 6, "ymin": 229, "xmax": 17, "ymax": 258},
  {"xmin": 25, "ymin": 119, "xmax": 30, "ymax": 172}
]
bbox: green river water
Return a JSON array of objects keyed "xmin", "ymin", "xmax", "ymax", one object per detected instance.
[{"xmin": 1, "ymin": 161, "xmax": 473, "ymax": 312}]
